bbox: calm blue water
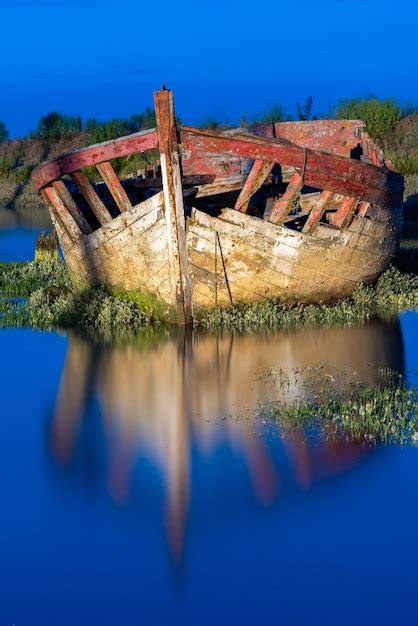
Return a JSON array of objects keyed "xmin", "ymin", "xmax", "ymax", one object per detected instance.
[
  {"xmin": 1, "ymin": 229, "xmax": 418, "ymax": 625},
  {"xmin": 0, "ymin": 227, "xmax": 43, "ymax": 261}
]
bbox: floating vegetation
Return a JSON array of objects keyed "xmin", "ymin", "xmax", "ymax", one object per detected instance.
[
  {"xmin": 0, "ymin": 260, "xmax": 418, "ymax": 338},
  {"xmin": 258, "ymin": 368, "xmax": 418, "ymax": 445}
]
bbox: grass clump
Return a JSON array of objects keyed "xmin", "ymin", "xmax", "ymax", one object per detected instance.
[
  {"xmin": 26, "ymin": 287, "xmax": 155, "ymax": 338},
  {"xmin": 200, "ymin": 268, "xmax": 418, "ymax": 332},
  {"xmin": 0, "ymin": 259, "xmax": 159, "ymax": 339},
  {"xmin": 259, "ymin": 369, "xmax": 418, "ymax": 445},
  {"xmin": 333, "ymin": 97, "xmax": 401, "ymax": 144},
  {"xmin": 0, "ymin": 259, "xmax": 71, "ymax": 296},
  {"xmin": 387, "ymin": 151, "xmax": 418, "ymax": 176}
]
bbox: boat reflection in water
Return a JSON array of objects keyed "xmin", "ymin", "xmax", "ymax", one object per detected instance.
[{"xmin": 49, "ymin": 319, "xmax": 404, "ymax": 563}]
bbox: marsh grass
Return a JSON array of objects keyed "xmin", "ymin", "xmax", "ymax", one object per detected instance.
[
  {"xmin": 0, "ymin": 260, "xmax": 418, "ymax": 338},
  {"xmin": 258, "ymin": 368, "xmax": 418, "ymax": 445},
  {"xmin": 0, "ymin": 259, "xmax": 71, "ymax": 296},
  {"xmin": 27, "ymin": 287, "xmax": 156, "ymax": 338},
  {"xmin": 0, "ymin": 260, "xmax": 156, "ymax": 339},
  {"xmin": 200, "ymin": 268, "xmax": 418, "ymax": 331}
]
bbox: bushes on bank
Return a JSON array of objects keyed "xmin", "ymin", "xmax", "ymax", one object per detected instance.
[{"xmin": 333, "ymin": 97, "xmax": 401, "ymax": 144}]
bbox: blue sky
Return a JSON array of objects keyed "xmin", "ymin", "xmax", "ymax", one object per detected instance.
[{"xmin": 0, "ymin": 0, "xmax": 416, "ymax": 136}]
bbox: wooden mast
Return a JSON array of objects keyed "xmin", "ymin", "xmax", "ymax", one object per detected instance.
[{"xmin": 154, "ymin": 88, "xmax": 192, "ymax": 325}]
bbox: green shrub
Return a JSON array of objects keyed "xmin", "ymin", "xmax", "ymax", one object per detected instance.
[
  {"xmin": 199, "ymin": 117, "xmax": 221, "ymax": 130},
  {"xmin": 85, "ymin": 108, "xmax": 156, "ymax": 144},
  {"xmin": 13, "ymin": 165, "xmax": 34, "ymax": 183},
  {"xmin": 333, "ymin": 97, "xmax": 401, "ymax": 143},
  {"xmin": 296, "ymin": 96, "xmax": 314, "ymax": 121},
  {"xmin": 0, "ymin": 259, "xmax": 71, "ymax": 296},
  {"xmin": 26, "ymin": 287, "xmax": 155, "ymax": 338},
  {"xmin": 387, "ymin": 151, "xmax": 418, "ymax": 176}
]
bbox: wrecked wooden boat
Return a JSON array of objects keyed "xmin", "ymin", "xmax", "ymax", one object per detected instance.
[{"xmin": 31, "ymin": 89, "xmax": 404, "ymax": 324}]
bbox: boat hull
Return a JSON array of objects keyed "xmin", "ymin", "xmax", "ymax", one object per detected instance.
[{"xmin": 52, "ymin": 189, "xmax": 402, "ymax": 318}]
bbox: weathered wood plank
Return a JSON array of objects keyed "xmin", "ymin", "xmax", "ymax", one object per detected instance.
[
  {"xmin": 272, "ymin": 120, "xmax": 365, "ymax": 157},
  {"xmin": 133, "ymin": 174, "xmax": 249, "ymax": 199},
  {"xmin": 180, "ymin": 127, "xmax": 403, "ymax": 208},
  {"xmin": 330, "ymin": 196, "xmax": 358, "ymax": 229},
  {"xmin": 211, "ymin": 207, "xmax": 302, "ymax": 251},
  {"xmin": 133, "ymin": 174, "xmax": 216, "ymax": 189},
  {"xmin": 190, "ymin": 257, "xmax": 270, "ymax": 303},
  {"xmin": 194, "ymin": 175, "xmax": 248, "ymax": 198},
  {"xmin": 97, "ymin": 161, "xmax": 132, "ymax": 213},
  {"xmin": 357, "ymin": 201, "xmax": 370, "ymax": 217},
  {"xmin": 52, "ymin": 180, "xmax": 93, "ymax": 235},
  {"xmin": 188, "ymin": 213, "xmax": 297, "ymax": 286},
  {"xmin": 43, "ymin": 185, "xmax": 83, "ymax": 244},
  {"xmin": 154, "ymin": 88, "xmax": 192, "ymax": 325},
  {"xmin": 83, "ymin": 192, "xmax": 165, "ymax": 256},
  {"xmin": 31, "ymin": 128, "xmax": 158, "ymax": 191},
  {"xmin": 188, "ymin": 232, "xmax": 296, "ymax": 299},
  {"xmin": 188, "ymin": 206, "xmax": 377, "ymax": 290},
  {"xmin": 71, "ymin": 170, "xmax": 113, "ymax": 226},
  {"xmin": 302, "ymin": 190, "xmax": 334, "ymax": 234},
  {"xmin": 235, "ymin": 160, "xmax": 273, "ymax": 212},
  {"xmin": 269, "ymin": 173, "xmax": 303, "ymax": 225}
]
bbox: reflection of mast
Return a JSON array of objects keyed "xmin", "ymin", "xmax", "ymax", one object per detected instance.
[
  {"xmin": 106, "ymin": 421, "xmax": 136, "ymax": 505},
  {"xmin": 164, "ymin": 329, "xmax": 190, "ymax": 564}
]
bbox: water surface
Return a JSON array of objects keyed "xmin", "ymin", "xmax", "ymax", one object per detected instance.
[
  {"xmin": 0, "ymin": 204, "xmax": 51, "ymax": 261},
  {"xmin": 1, "ymin": 226, "xmax": 418, "ymax": 625}
]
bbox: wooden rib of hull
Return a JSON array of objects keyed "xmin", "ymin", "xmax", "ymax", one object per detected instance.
[{"xmin": 56, "ymin": 191, "xmax": 402, "ymax": 315}]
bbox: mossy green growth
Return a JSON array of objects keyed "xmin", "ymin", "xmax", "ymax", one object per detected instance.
[
  {"xmin": 0, "ymin": 259, "xmax": 161, "ymax": 338},
  {"xmin": 259, "ymin": 369, "xmax": 418, "ymax": 445},
  {"xmin": 0, "ymin": 259, "xmax": 173, "ymax": 338},
  {"xmin": 109, "ymin": 286, "xmax": 176, "ymax": 324}
]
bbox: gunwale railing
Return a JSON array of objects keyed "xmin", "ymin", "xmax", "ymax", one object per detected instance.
[
  {"xmin": 31, "ymin": 127, "xmax": 158, "ymax": 191},
  {"xmin": 30, "ymin": 100, "xmax": 404, "ymax": 245}
]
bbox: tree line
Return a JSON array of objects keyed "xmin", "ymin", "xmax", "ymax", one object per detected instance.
[{"xmin": 0, "ymin": 96, "xmax": 417, "ymax": 177}]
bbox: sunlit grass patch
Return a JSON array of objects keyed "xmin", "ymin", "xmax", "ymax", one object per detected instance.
[{"xmin": 27, "ymin": 286, "xmax": 157, "ymax": 338}]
